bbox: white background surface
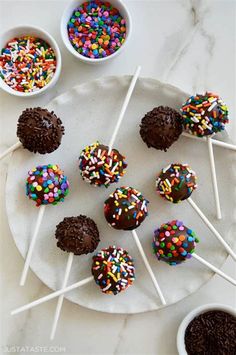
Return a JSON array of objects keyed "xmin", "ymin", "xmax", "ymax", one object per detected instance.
[{"xmin": 0, "ymin": 0, "xmax": 236, "ymax": 354}]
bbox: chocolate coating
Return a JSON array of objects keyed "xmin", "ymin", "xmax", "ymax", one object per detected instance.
[
  {"xmin": 17, "ymin": 107, "xmax": 64, "ymax": 154},
  {"xmin": 140, "ymin": 106, "xmax": 183, "ymax": 151},
  {"xmin": 156, "ymin": 163, "xmax": 197, "ymax": 203},
  {"xmin": 79, "ymin": 142, "xmax": 127, "ymax": 188},
  {"xmin": 182, "ymin": 92, "xmax": 229, "ymax": 137},
  {"xmin": 26, "ymin": 164, "xmax": 69, "ymax": 207},
  {"xmin": 104, "ymin": 186, "xmax": 149, "ymax": 230},
  {"xmin": 153, "ymin": 220, "xmax": 199, "ymax": 265},
  {"xmin": 92, "ymin": 246, "xmax": 135, "ymax": 295},
  {"xmin": 55, "ymin": 215, "xmax": 100, "ymax": 255}
]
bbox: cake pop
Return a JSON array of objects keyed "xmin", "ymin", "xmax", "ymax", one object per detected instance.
[
  {"xmin": 51, "ymin": 215, "xmax": 100, "ymax": 340},
  {"xmin": 156, "ymin": 163, "xmax": 236, "ymax": 261},
  {"xmin": 11, "ymin": 246, "xmax": 136, "ymax": 316},
  {"xmin": 78, "ymin": 66, "xmax": 141, "ymax": 188},
  {"xmin": 17, "ymin": 108, "xmax": 64, "ymax": 154},
  {"xmin": 156, "ymin": 163, "xmax": 197, "ymax": 203},
  {"xmin": 79, "ymin": 142, "xmax": 127, "ymax": 188},
  {"xmin": 182, "ymin": 92, "xmax": 229, "ymax": 219},
  {"xmin": 92, "ymin": 246, "xmax": 135, "ymax": 295},
  {"xmin": 104, "ymin": 186, "xmax": 148, "ymax": 230},
  {"xmin": 0, "ymin": 107, "xmax": 64, "ymax": 160},
  {"xmin": 104, "ymin": 186, "xmax": 166, "ymax": 304},
  {"xmin": 55, "ymin": 215, "xmax": 100, "ymax": 255},
  {"xmin": 20, "ymin": 164, "xmax": 69, "ymax": 286},
  {"xmin": 26, "ymin": 164, "xmax": 69, "ymax": 206},
  {"xmin": 140, "ymin": 106, "xmax": 183, "ymax": 151},
  {"xmin": 153, "ymin": 220, "xmax": 199, "ymax": 265},
  {"xmin": 152, "ymin": 220, "xmax": 236, "ymax": 286},
  {"xmin": 181, "ymin": 92, "xmax": 228, "ymax": 137}
]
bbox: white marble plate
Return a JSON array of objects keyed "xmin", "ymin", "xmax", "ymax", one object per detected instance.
[{"xmin": 6, "ymin": 76, "xmax": 236, "ymax": 314}]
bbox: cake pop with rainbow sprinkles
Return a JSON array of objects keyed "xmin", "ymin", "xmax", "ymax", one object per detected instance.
[
  {"xmin": 79, "ymin": 142, "xmax": 127, "ymax": 188},
  {"xmin": 153, "ymin": 220, "xmax": 199, "ymax": 265},
  {"xmin": 26, "ymin": 164, "xmax": 69, "ymax": 206},
  {"xmin": 156, "ymin": 163, "xmax": 197, "ymax": 203},
  {"xmin": 181, "ymin": 92, "xmax": 229, "ymax": 137}
]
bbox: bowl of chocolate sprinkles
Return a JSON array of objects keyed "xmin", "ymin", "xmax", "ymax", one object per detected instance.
[{"xmin": 177, "ymin": 304, "xmax": 236, "ymax": 355}]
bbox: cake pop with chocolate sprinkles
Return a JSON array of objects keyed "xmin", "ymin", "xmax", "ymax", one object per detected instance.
[
  {"xmin": 182, "ymin": 92, "xmax": 229, "ymax": 137},
  {"xmin": 156, "ymin": 163, "xmax": 197, "ymax": 203},
  {"xmin": 55, "ymin": 215, "xmax": 100, "ymax": 255},
  {"xmin": 79, "ymin": 142, "xmax": 127, "ymax": 188},
  {"xmin": 139, "ymin": 106, "xmax": 183, "ymax": 151},
  {"xmin": 153, "ymin": 220, "xmax": 199, "ymax": 265},
  {"xmin": 26, "ymin": 164, "xmax": 69, "ymax": 207},
  {"xmin": 92, "ymin": 246, "xmax": 135, "ymax": 295},
  {"xmin": 17, "ymin": 107, "xmax": 64, "ymax": 154},
  {"xmin": 104, "ymin": 186, "xmax": 149, "ymax": 230}
]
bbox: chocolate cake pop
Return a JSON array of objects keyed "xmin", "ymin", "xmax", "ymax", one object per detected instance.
[
  {"xmin": 50, "ymin": 215, "xmax": 100, "ymax": 339},
  {"xmin": 153, "ymin": 220, "xmax": 199, "ymax": 265},
  {"xmin": 55, "ymin": 215, "xmax": 100, "ymax": 255},
  {"xmin": 92, "ymin": 246, "xmax": 135, "ymax": 295},
  {"xmin": 182, "ymin": 92, "xmax": 229, "ymax": 137},
  {"xmin": 26, "ymin": 164, "xmax": 69, "ymax": 207},
  {"xmin": 11, "ymin": 245, "xmax": 137, "ymax": 316},
  {"xmin": 79, "ymin": 142, "xmax": 127, "ymax": 188},
  {"xmin": 104, "ymin": 186, "xmax": 149, "ymax": 230},
  {"xmin": 21, "ymin": 164, "xmax": 70, "ymax": 286},
  {"xmin": 139, "ymin": 106, "xmax": 183, "ymax": 151},
  {"xmin": 152, "ymin": 220, "xmax": 236, "ymax": 286},
  {"xmin": 17, "ymin": 107, "xmax": 64, "ymax": 154},
  {"xmin": 156, "ymin": 163, "xmax": 197, "ymax": 203}
]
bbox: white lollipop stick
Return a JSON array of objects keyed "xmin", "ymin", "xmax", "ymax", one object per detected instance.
[
  {"xmin": 0, "ymin": 141, "xmax": 22, "ymax": 161},
  {"xmin": 108, "ymin": 65, "xmax": 141, "ymax": 154},
  {"xmin": 192, "ymin": 253, "xmax": 236, "ymax": 286},
  {"xmin": 11, "ymin": 276, "xmax": 94, "ymax": 315},
  {"xmin": 187, "ymin": 197, "xmax": 236, "ymax": 261},
  {"xmin": 182, "ymin": 132, "xmax": 236, "ymax": 151},
  {"xmin": 50, "ymin": 252, "xmax": 74, "ymax": 340},
  {"xmin": 20, "ymin": 205, "xmax": 46, "ymax": 286},
  {"xmin": 132, "ymin": 230, "xmax": 166, "ymax": 305},
  {"xmin": 207, "ymin": 137, "xmax": 222, "ymax": 219}
]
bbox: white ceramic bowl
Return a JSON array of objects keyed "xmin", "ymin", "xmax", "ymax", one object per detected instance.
[
  {"xmin": 177, "ymin": 303, "xmax": 236, "ymax": 355},
  {"xmin": 0, "ymin": 25, "xmax": 61, "ymax": 97},
  {"xmin": 61, "ymin": 0, "xmax": 132, "ymax": 64}
]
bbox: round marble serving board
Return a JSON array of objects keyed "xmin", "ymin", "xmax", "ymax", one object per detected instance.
[{"xmin": 6, "ymin": 76, "xmax": 236, "ymax": 314}]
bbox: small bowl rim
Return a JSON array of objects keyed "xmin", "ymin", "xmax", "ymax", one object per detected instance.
[
  {"xmin": 0, "ymin": 24, "xmax": 61, "ymax": 97},
  {"xmin": 60, "ymin": 0, "xmax": 132, "ymax": 63},
  {"xmin": 177, "ymin": 303, "xmax": 236, "ymax": 355}
]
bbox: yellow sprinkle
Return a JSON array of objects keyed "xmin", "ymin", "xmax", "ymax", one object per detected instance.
[{"xmin": 108, "ymin": 272, "xmax": 118, "ymax": 282}]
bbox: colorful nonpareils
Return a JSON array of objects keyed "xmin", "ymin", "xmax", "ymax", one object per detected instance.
[
  {"xmin": 67, "ymin": 0, "xmax": 126, "ymax": 59},
  {"xmin": 92, "ymin": 246, "xmax": 135, "ymax": 295},
  {"xmin": 104, "ymin": 186, "xmax": 149, "ymax": 230},
  {"xmin": 26, "ymin": 164, "xmax": 69, "ymax": 206},
  {"xmin": 55, "ymin": 215, "xmax": 100, "ymax": 255},
  {"xmin": 0, "ymin": 36, "xmax": 56, "ymax": 92},
  {"xmin": 153, "ymin": 220, "xmax": 199, "ymax": 265},
  {"xmin": 17, "ymin": 107, "xmax": 64, "ymax": 154},
  {"xmin": 182, "ymin": 92, "xmax": 229, "ymax": 137},
  {"xmin": 79, "ymin": 142, "xmax": 127, "ymax": 187},
  {"xmin": 156, "ymin": 163, "xmax": 197, "ymax": 203}
]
